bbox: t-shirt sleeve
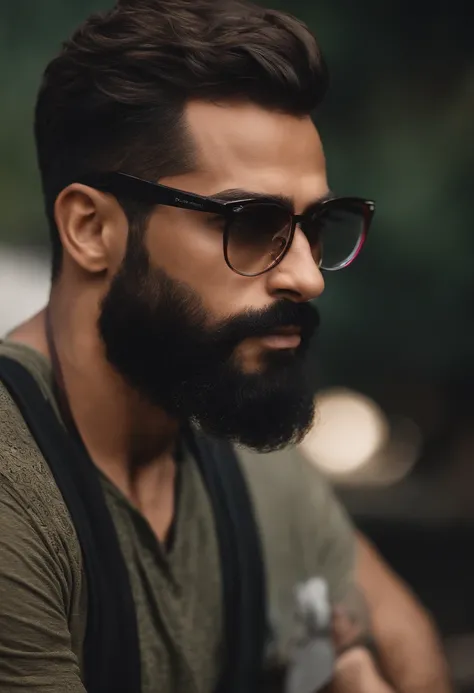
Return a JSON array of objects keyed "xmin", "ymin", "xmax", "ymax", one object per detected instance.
[
  {"xmin": 0, "ymin": 479, "xmax": 86, "ymax": 692},
  {"xmin": 293, "ymin": 452, "xmax": 356, "ymax": 604},
  {"xmin": 238, "ymin": 445, "xmax": 356, "ymax": 607}
]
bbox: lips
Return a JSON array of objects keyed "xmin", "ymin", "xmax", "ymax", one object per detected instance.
[
  {"xmin": 259, "ymin": 326, "xmax": 302, "ymax": 349},
  {"xmin": 223, "ymin": 301, "xmax": 319, "ymax": 352}
]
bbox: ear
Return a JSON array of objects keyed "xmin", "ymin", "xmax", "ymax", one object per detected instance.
[{"xmin": 54, "ymin": 183, "xmax": 128, "ymax": 276}]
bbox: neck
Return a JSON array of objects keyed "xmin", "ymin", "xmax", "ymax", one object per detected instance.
[{"xmin": 10, "ymin": 285, "xmax": 180, "ymax": 506}]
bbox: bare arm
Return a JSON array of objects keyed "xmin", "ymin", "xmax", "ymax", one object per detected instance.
[{"xmin": 354, "ymin": 531, "xmax": 453, "ymax": 693}]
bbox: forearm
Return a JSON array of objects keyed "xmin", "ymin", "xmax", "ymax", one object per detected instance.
[
  {"xmin": 356, "ymin": 533, "xmax": 453, "ymax": 693},
  {"xmin": 324, "ymin": 615, "xmax": 451, "ymax": 693},
  {"xmin": 324, "ymin": 605, "xmax": 452, "ymax": 693},
  {"xmin": 373, "ymin": 602, "xmax": 453, "ymax": 693}
]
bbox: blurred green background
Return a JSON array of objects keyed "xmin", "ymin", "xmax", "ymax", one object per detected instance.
[{"xmin": 1, "ymin": 0, "xmax": 474, "ymax": 687}]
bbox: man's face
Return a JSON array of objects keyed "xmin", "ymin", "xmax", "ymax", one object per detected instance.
[{"xmin": 99, "ymin": 100, "xmax": 328, "ymax": 450}]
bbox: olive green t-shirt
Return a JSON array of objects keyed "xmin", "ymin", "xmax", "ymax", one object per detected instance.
[{"xmin": 0, "ymin": 340, "xmax": 355, "ymax": 692}]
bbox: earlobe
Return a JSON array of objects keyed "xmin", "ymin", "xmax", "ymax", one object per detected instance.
[{"xmin": 54, "ymin": 184, "xmax": 122, "ymax": 276}]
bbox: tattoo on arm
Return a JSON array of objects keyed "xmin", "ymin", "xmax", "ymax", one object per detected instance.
[{"xmin": 332, "ymin": 585, "xmax": 378, "ymax": 659}]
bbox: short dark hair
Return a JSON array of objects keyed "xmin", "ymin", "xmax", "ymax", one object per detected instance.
[{"xmin": 35, "ymin": 0, "xmax": 329, "ymax": 280}]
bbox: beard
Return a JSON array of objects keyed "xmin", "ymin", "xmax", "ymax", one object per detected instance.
[{"xmin": 98, "ymin": 236, "xmax": 320, "ymax": 451}]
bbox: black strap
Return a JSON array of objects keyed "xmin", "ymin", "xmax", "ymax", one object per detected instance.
[
  {"xmin": 0, "ymin": 356, "xmax": 141, "ymax": 693},
  {"xmin": 186, "ymin": 431, "xmax": 267, "ymax": 693},
  {"xmin": 0, "ymin": 355, "xmax": 267, "ymax": 692}
]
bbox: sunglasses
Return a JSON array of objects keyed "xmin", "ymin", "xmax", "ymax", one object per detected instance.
[{"xmin": 77, "ymin": 171, "xmax": 375, "ymax": 277}]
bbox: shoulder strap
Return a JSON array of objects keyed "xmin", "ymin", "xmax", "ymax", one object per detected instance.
[
  {"xmin": 186, "ymin": 430, "xmax": 267, "ymax": 693},
  {"xmin": 0, "ymin": 355, "xmax": 267, "ymax": 693},
  {"xmin": 0, "ymin": 356, "xmax": 141, "ymax": 693}
]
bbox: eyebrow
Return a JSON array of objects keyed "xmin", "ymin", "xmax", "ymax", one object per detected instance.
[{"xmin": 211, "ymin": 187, "xmax": 335, "ymax": 213}]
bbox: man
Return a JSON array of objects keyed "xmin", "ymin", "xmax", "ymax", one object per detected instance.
[{"xmin": 0, "ymin": 0, "xmax": 451, "ymax": 691}]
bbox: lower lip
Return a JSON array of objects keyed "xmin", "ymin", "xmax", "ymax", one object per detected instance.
[{"xmin": 259, "ymin": 334, "xmax": 302, "ymax": 349}]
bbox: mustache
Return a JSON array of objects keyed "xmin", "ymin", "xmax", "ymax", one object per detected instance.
[{"xmin": 213, "ymin": 300, "xmax": 320, "ymax": 347}]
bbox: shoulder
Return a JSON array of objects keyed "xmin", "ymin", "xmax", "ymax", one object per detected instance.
[
  {"xmin": 0, "ymin": 383, "xmax": 86, "ymax": 687},
  {"xmin": 237, "ymin": 444, "xmax": 349, "ymax": 551},
  {"xmin": 239, "ymin": 442, "xmax": 337, "ymax": 499},
  {"xmin": 237, "ymin": 445, "xmax": 356, "ymax": 653},
  {"xmin": 0, "ymin": 376, "xmax": 83, "ymax": 595}
]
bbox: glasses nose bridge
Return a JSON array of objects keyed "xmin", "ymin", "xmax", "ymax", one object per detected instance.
[
  {"xmin": 274, "ymin": 212, "xmax": 299, "ymax": 265},
  {"xmin": 292, "ymin": 212, "xmax": 305, "ymax": 229},
  {"xmin": 278, "ymin": 214, "xmax": 318, "ymax": 272},
  {"xmin": 287, "ymin": 212, "xmax": 311, "ymax": 252}
]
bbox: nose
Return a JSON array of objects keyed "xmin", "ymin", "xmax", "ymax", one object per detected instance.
[{"xmin": 265, "ymin": 226, "xmax": 325, "ymax": 302}]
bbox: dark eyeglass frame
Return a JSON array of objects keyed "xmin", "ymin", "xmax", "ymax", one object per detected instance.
[{"xmin": 76, "ymin": 171, "xmax": 375, "ymax": 277}]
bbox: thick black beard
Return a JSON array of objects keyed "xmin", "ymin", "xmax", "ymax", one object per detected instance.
[{"xmin": 98, "ymin": 237, "xmax": 320, "ymax": 451}]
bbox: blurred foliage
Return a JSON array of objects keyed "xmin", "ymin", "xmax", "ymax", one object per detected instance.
[{"xmin": 0, "ymin": 0, "xmax": 473, "ymax": 389}]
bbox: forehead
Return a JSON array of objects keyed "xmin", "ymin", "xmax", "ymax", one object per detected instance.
[{"xmin": 173, "ymin": 100, "xmax": 328, "ymax": 208}]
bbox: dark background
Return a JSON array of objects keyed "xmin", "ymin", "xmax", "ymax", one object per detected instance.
[{"xmin": 1, "ymin": 0, "xmax": 473, "ymax": 688}]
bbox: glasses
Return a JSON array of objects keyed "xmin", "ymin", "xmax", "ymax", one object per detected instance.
[{"xmin": 77, "ymin": 171, "xmax": 375, "ymax": 277}]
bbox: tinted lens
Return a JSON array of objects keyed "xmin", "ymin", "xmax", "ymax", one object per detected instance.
[
  {"xmin": 305, "ymin": 199, "xmax": 368, "ymax": 271},
  {"xmin": 226, "ymin": 203, "xmax": 292, "ymax": 276}
]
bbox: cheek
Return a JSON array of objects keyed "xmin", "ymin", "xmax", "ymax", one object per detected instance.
[
  {"xmin": 145, "ymin": 207, "xmax": 224, "ymax": 282},
  {"xmin": 104, "ymin": 212, "xmax": 130, "ymax": 278},
  {"xmin": 144, "ymin": 208, "xmax": 268, "ymax": 319}
]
